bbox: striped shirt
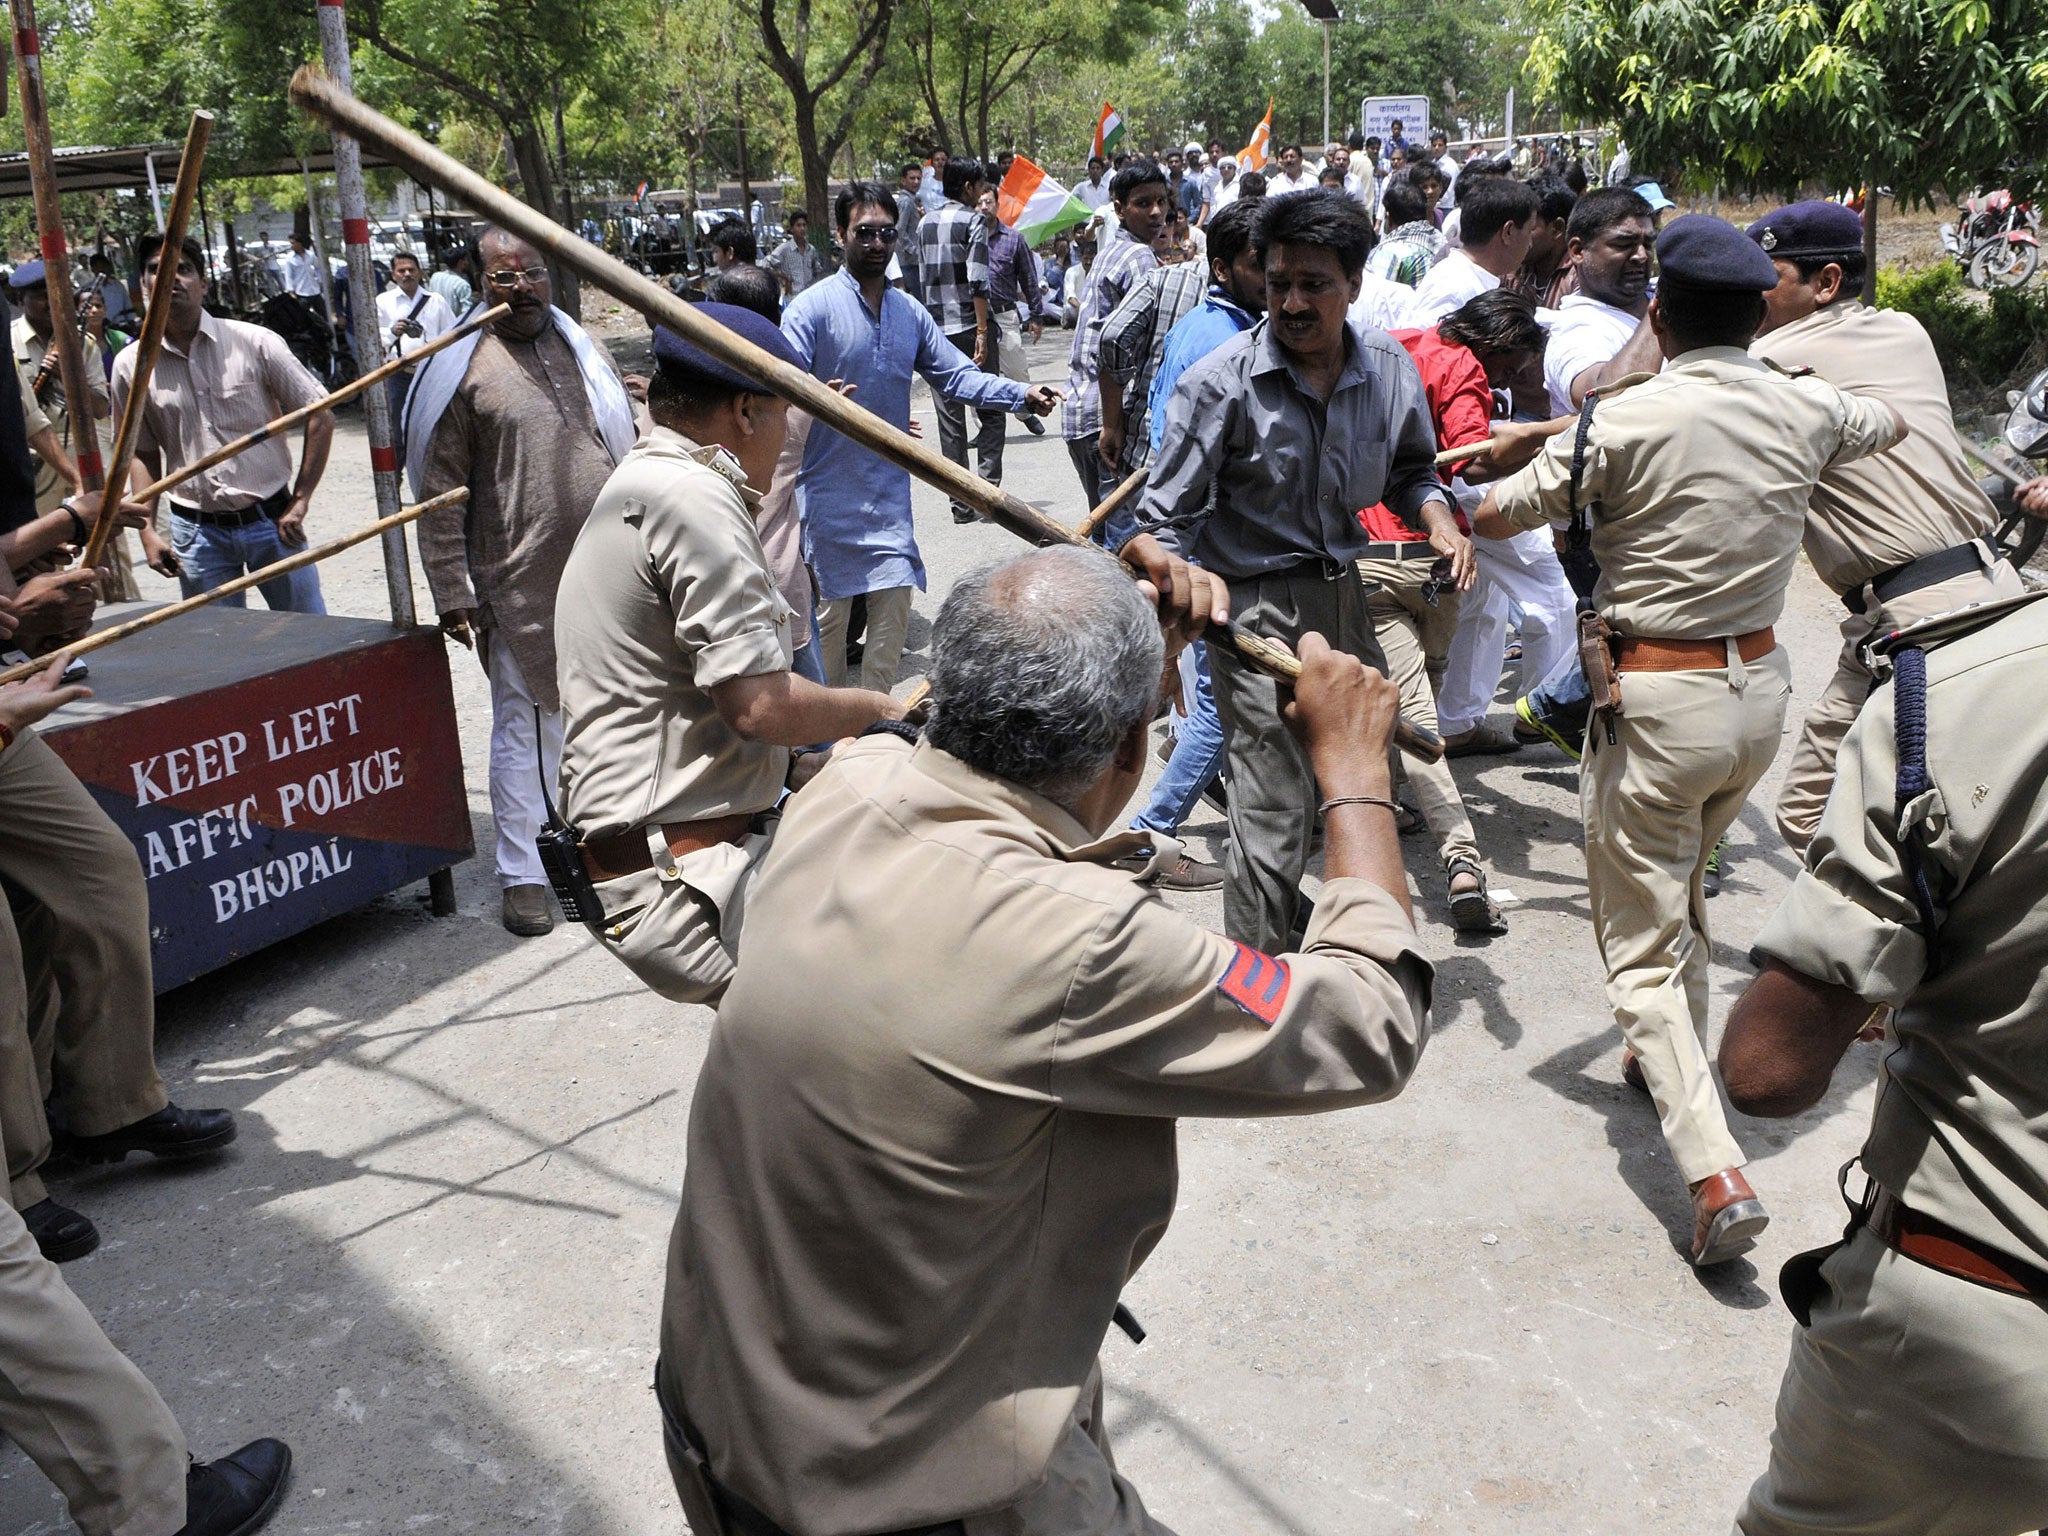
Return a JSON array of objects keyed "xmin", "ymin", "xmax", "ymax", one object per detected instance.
[
  {"xmin": 1096, "ymin": 261, "xmax": 1209, "ymax": 470},
  {"xmin": 916, "ymin": 201, "xmax": 989, "ymax": 334},
  {"xmin": 1062, "ymin": 223, "xmax": 1159, "ymax": 441}
]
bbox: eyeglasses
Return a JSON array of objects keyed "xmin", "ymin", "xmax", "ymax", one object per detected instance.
[
  {"xmin": 849, "ymin": 224, "xmax": 899, "ymax": 245},
  {"xmin": 483, "ymin": 265, "xmax": 550, "ymax": 287}
]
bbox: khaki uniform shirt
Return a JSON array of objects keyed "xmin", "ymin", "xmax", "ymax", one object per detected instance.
[
  {"xmin": 1751, "ymin": 303, "xmax": 1998, "ymax": 594},
  {"xmin": 416, "ymin": 327, "xmax": 625, "ymax": 714},
  {"xmin": 110, "ymin": 313, "xmax": 323, "ymax": 514},
  {"xmin": 555, "ymin": 427, "xmax": 792, "ymax": 839},
  {"xmin": 14, "ymin": 315, "xmax": 106, "ymax": 513},
  {"xmin": 1491, "ymin": 346, "xmax": 1900, "ymax": 638},
  {"xmin": 1755, "ymin": 592, "xmax": 2048, "ymax": 1270},
  {"xmin": 662, "ymin": 736, "xmax": 1433, "ymax": 1535}
]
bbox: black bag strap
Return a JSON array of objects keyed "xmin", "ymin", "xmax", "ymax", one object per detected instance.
[{"xmin": 1890, "ymin": 644, "xmax": 1944, "ymax": 975}]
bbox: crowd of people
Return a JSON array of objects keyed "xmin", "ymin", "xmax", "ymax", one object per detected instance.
[{"xmin": 0, "ymin": 100, "xmax": 2045, "ymax": 1536}]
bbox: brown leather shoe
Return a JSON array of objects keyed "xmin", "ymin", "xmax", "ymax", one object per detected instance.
[
  {"xmin": 1621, "ymin": 1049, "xmax": 1648, "ymax": 1094},
  {"xmin": 1690, "ymin": 1169, "xmax": 1769, "ymax": 1267},
  {"xmin": 501, "ymin": 883, "xmax": 554, "ymax": 937}
]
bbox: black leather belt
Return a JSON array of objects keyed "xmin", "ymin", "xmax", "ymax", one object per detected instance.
[
  {"xmin": 1356, "ymin": 540, "xmax": 1441, "ymax": 562},
  {"xmin": 168, "ymin": 485, "xmax": 290, "ymax": 529},
  {"xmin": 1843, "ymin": 540, "xmax": 1989, "ymax": 614}
]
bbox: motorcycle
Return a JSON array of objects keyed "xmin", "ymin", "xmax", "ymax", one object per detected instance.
[
  {"xmin": 1980, "ymin": 365, "xmax": 2048, "ymax": 569},
  {"xmin": 1941, "ymin": 189, "xmax": 2040, "ymax": 290}
]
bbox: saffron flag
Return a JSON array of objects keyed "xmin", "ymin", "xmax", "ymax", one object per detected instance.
[
  {"xmin": 1092, "ymin": 102, "xmax": 1126, "ymax": 161},
  {"xmin": 998, "ymin": 156, "xmax": 1092, "ymax": 246},
  {"xmin": 1239, "ymin": 100, "xmax": 1274, "ymax": 172}
]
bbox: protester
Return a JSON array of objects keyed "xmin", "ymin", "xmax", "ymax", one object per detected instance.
[
  {"xmin": 763, "ymin": 211, "xmax": 826, "ymax": 298},
  {"xmin": 917, "ymin": 149, "xmax": 949, "ymax": 213},
  {"xmin": 655, "ymin": 543, "xmax": 1431, "ymax": 1536},
  {"xmin": 1267, "ymin": 143, "xmax": 1317, "ymax": 196},
  {"xmin": 1134, "ymin": 190, "xmax": 1448, "ymax": 950},
  {"xmin": 1211, "ymin": 154, "xmax": 1242, "ymax": 212},
  {"xmin": 1544, "ymin": 186, "xmax": 1659, "ymax": 413},
  {"xmin": 976, "ymin": 188, "xmax": 1049, "ymax": 437},
  {"xmin": 115, "ymin": 234, "xmax": 333, "ymax": 611},
  {"xmin": 1413, "ymin": 175, "xmax": 1537, "ymax": 320},
  {"xmin": 785, "ymin": 182, "xmax": 1055, "ymax": 692},
  {"xmin": 892, "ymin": 162, "xmax": 924, "ymax": 298},
  {"xmin": 428, "ymin": 243, "xmax": 476, "ymax": 313},
  {"xmin": 707, "ymin": 220, "xmax": 757, "ymax": 270},
  {"xmin": 1076, "ymin": 154, "xmax": 1112, "ymax": 211},
  {"xmin": 86, "ymin": 252, "xmax": 136, "ymax": 328},
  {"xmin": 1367, "ymin": 175, "xmax": 1445, "ymax": 287},
  {"xmin": 374, "ymin": 250, "xmax": 456, "ymax": 435},
  {"xmin": 409, "ymin": 226, "xmax": 638, "ymax": 937},
  {"xmin": 1063, "ymin": 159, "xmax": 1171, "ymax": 524}
]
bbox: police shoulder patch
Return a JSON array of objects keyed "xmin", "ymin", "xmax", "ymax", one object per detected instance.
[{"xmin": 1216, "ymin": 942, "xmax": 1291, "ymax": 1025}]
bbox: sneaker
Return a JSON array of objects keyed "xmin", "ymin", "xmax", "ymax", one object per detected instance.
[
  {"xmin": 1513, "ymin": 694, "xmax": 1582, "ymax": 761},
  {"xmin": 1110, "ymin": 849, "xmax": 1225, "ymax": 891},
  {"xmin": 1702, "ymin": 836, "xmax": 1727, "ymax": 898}
]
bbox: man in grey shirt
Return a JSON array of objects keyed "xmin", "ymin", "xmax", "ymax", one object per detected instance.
[{"xmin": 1129, "ymin": 189, "xmax": 1457, "ymax": 950}]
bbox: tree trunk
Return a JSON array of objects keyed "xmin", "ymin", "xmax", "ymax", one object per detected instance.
[
  {"xmin": 795, "ymin": 95, "xmax": 833, "ymax": 265},
  {"xmin": 508, "ymin": 120, "xmax": 581, "ymax": 316},
  {"xmin": 735, "ymin": 78, "xmax": 753, "ymax": 230},
  {"xmin": 1861, "ymin": 189, "xmax": 1878, "ymax": 305}
]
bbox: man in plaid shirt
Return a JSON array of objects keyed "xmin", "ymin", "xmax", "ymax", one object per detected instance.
[
  {"xmin": 1097, "ymin": 257, "xmax": 1210, "ymax": 476},
  {"xmin": 918, "ymin": 155, "xmax": 1009, "ymax": 523},
  {"xmin": 1063, "ymin": 160, "xmax": 1174, "ymax": 539}
]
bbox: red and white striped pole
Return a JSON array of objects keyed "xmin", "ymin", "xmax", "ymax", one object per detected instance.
[{"xmin": 316, "ymin": 0, "xmax": 414, "ymax": 627}]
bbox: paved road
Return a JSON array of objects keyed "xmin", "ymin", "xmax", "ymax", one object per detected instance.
[{"xmin": 1, "ymin": 335, "xmax": 1883, "ymax": 1535}]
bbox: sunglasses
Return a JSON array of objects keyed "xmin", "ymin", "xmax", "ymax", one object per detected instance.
[
  {"xmin": 484, "ymin": 265, "xmax": 550, "ymax": 287},
  {"xmin": 848, "ymin": 224, "xmax": 900, "ymax": 245}
]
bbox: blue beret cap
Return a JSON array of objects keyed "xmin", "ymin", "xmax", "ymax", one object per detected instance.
[
  {"xmin": 653, "ymin": 301, "xmax": 801, "ymax": 394},
  {"xmin": 7, "ymin": 259, "xmax": 45, "ymax": 291},
  {"xmin": 1655, "ymin": 213, "xmax": 1780, "ymax": 292},
  {"xmin": 1745, "ymin": 199, "xmax": 1865, "ymax": 261}
]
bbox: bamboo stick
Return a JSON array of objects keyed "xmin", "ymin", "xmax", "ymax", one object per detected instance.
[
  {"xmin": 82, "ymin": 110, "xmax": 212, "ymax": 569},
  {"xmin": 0, "ymin": 489, "xmax": 466, "ymax": 687},
  {"xmin": 286, "ymin": 69, "xmax": 1442, "ymax": 764},
  {"xmin": 1073, "ymin": 464, "xmax": 1148, "ymax": 540},
  {"xmin": 1433, "ymin": 436, "xmax": 1501, "ymax": 468},
  {"xmin": 8, "ymin": 0, "xmax": 106, "ymax": 506},
  {"xmin": 129, "ymin": 302, "xmax": 508, "ymax": 506}
]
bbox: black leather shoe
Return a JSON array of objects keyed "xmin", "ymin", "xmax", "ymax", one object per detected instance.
[
  {"xmin": 21, "ymin": 1197, "xmax": 98, "ymax": 1262},
  {"xmin": 67, "ymin": 1105, "xmax": 237, "ymax": 1165},
  {"xmin": 177, "ymin": 1438, "xmax": 291, "ymax": 1536}
]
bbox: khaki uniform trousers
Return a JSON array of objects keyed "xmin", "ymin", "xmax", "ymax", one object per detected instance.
[
  {"xmin": 0, "ymin": 1185, "xmax": 188, "ymax": 1536},
  {"xmin": 1734, "ymin": 1229, "xmax": 2048, "ymax": 1536},
  {"xmin": 0, "ymin": 729, "xmax": 166, "ymax": 1208},
  {"xmin": 1776, "ymin": 553, "xmax": 2022, "ymax": 854},
  {"xmin": 1581, "ymin": 647, "xmax": 1791, "ymax": 1187},
  {"xmin": 817, "ymin": 586, "xmax": 916, "ymax": 695},
  {"xmin": 590, "ymin": 824, "xmax": 774, "ymax": 1007},
  {"xmin": 1210, "ymin": 565, "xmax": 1386, "ymax": 951},
  {"xmin": 1357, "ymin": 556, "xmax": 1479, "ymax": 873}
]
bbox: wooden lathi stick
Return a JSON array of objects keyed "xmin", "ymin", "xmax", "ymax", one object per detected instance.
[
  {"xmin": 129, "ymin": 302, "xmax": 509, "ymax": 506},
  {"xmin": 0, "ymin": 489, "xmax": 467, "ymax": 687},
  {"xmin": 1073, "ymin": 464, "xmax": 1148, "ymax": 539},
  {"xmin": 287, "ymin": 69, "xmax": 1443, "ymax": 765},
  {"xmin": 1433, "ymin": 436, "xmax": 1502, "ymax": 468},
  {"xmin": 82, "ymin": 109, "xmax": 211, "ymax": 569}
]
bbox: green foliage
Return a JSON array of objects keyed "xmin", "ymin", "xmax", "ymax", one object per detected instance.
[
  {"xmin": 1525, "ymin": 0, "xmax": 2048, "ymax": 202},
  {"xmin": 1875, "ymin": 260, "xmax": 2048, "ymax": 397}
]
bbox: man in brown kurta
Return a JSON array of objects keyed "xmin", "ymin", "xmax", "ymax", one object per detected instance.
[{"xmin": 412, "ymin": 228, "xmax": 639, "ymax": 935}]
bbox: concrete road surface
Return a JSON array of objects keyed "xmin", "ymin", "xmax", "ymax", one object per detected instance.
[{"xmin": 1, "ymin": 333, "xmax": 1888, "ymax": 1535}]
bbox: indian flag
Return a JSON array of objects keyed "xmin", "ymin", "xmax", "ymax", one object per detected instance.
[
  {"xmin": 1239, "ymin": 99, "xmax": 1274, "ymax": 171},
  {"xmin": 998, "ymin": 156, "xmax": 1092, "ymax": 246},
  {"xmin": 1092, "ymin": 102, "xmax": 1126, "ymax": 161}
]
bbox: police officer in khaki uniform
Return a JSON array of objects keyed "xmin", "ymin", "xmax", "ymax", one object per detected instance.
[
  {"xmin": 553, "ymin": 305, "xmax": 901, "ymax": 1005},
  {"xmin": 658, "ymin": 546, "xmax": 1431, "ymax": 1536},
  {"xmin": 1474, "ymin": 215, "xmax": 1904, "ymax": 1266},
  {"xmin": 1719, "ymin": 587, "xmax": 2048, "ymax": 1535},
  {"xmin": 1746, "ymin": 200, "xmax": 2026, "ymax": 856}
]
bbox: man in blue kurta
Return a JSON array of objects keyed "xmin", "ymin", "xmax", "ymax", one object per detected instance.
[{"xmin": 782, "ymin": 180, "xmax": 1060, "ymax": 692}]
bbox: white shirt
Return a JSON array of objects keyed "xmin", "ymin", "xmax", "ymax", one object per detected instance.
[
  {"xmin": 1435, "ymin": 152, "xmax": 1462, "ymax": 211},
  {"xmin": 376, "ymin": 282, "xmax": 456, "ymax": 360},
  {"xmin": 284, "ymin": 249, "xmax": 325, "ymax": 298},
  {"xmin": 1411, "ymin": 248, "xmax": 1500, "ymax": 323},
  {"xmin": 1212, "ymin": 175, "xmax": 1241, "ymax": 210},
  {"xmin": 1076, "ymin": 178, "xmax": 1111, "ymax": 211},
  {"xmin": 1543, "ymin": 293, "xmax": 1645, "ymax": 416},
  {"xmin": 1348, "ymin": 273, "xmax": 1429, "ymax": 334},
  {"xmin": 1266, "ymin": 169, "xmax": 1318, "ymax": 196}
]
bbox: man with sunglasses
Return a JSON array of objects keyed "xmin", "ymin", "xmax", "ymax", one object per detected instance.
[
  {"xmin": 409, "ymin": 227, "xmax": 639, "ymax": 937},
  {"xmin": 781, "ymin": 182, "xmax": 1058, "ymax": 694}
]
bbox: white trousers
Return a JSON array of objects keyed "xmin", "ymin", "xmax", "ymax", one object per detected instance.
[
  {"xmin": 1437, "ymin": 526, "xmax": 1577, "ymax": 735},
  {"xmin": 485, "ymin": 638, "xmax": 563, "ymax": 888}
]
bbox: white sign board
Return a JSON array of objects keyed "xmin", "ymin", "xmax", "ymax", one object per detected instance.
[{"xmin": 1360, "ymin": 95, "xmax": 1430, "ymax": 150}]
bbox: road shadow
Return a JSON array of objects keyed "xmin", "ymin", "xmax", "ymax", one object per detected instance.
[{"xmin": 1104, "ymin": 1376, "xmax": 1323, "ymax": 1536}]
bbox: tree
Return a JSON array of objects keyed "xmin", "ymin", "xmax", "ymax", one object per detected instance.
[
  {"xmin": 900, "ymin": 0, "xmax": 1174, "ymax": 161},
  {"xmin": 349, "ymin": 0, "xmax": 623, "ymax": 307},
  {"xmin": 1524, "ymin": 0, "xmax": 2048, "ymax": 203},
  {"xmin": 757, "ymin": 0, "xmax": 898, "ymax": 249}
]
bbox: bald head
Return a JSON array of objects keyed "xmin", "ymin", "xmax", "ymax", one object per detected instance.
[{"xmin": 926, "ymin": 547, "xmax": 1163, "ymax": 811}]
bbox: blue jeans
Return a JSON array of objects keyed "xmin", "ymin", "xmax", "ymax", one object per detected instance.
[
  {"xmin": 1522, "ymin": 641, "xmax": 1590, "ymax": 745},
  {"xmin": 1131, "ymin": 643, "xmax": 1225, "ymax": 834},
  {"xmin": 169, "ymin": 508, "xmax": 327, "ymax": 613},
  {"xmin": 790, "ymin": 627, "xmax": 826, "ymax": 685}
]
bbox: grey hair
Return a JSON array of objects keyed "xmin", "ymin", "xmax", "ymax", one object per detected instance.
[{"xmin": 926, "ymin": 546, "xmax": 1165, "ymax": 808}]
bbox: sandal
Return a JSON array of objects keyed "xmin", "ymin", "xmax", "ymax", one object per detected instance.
[
  {"xmin": 1442, "ymin": 720, "xmax": 1524, "ymax": 758},
  {"xmin": 1445, "ymin": 856, "xmax": 1508, "ymax": 934}
]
